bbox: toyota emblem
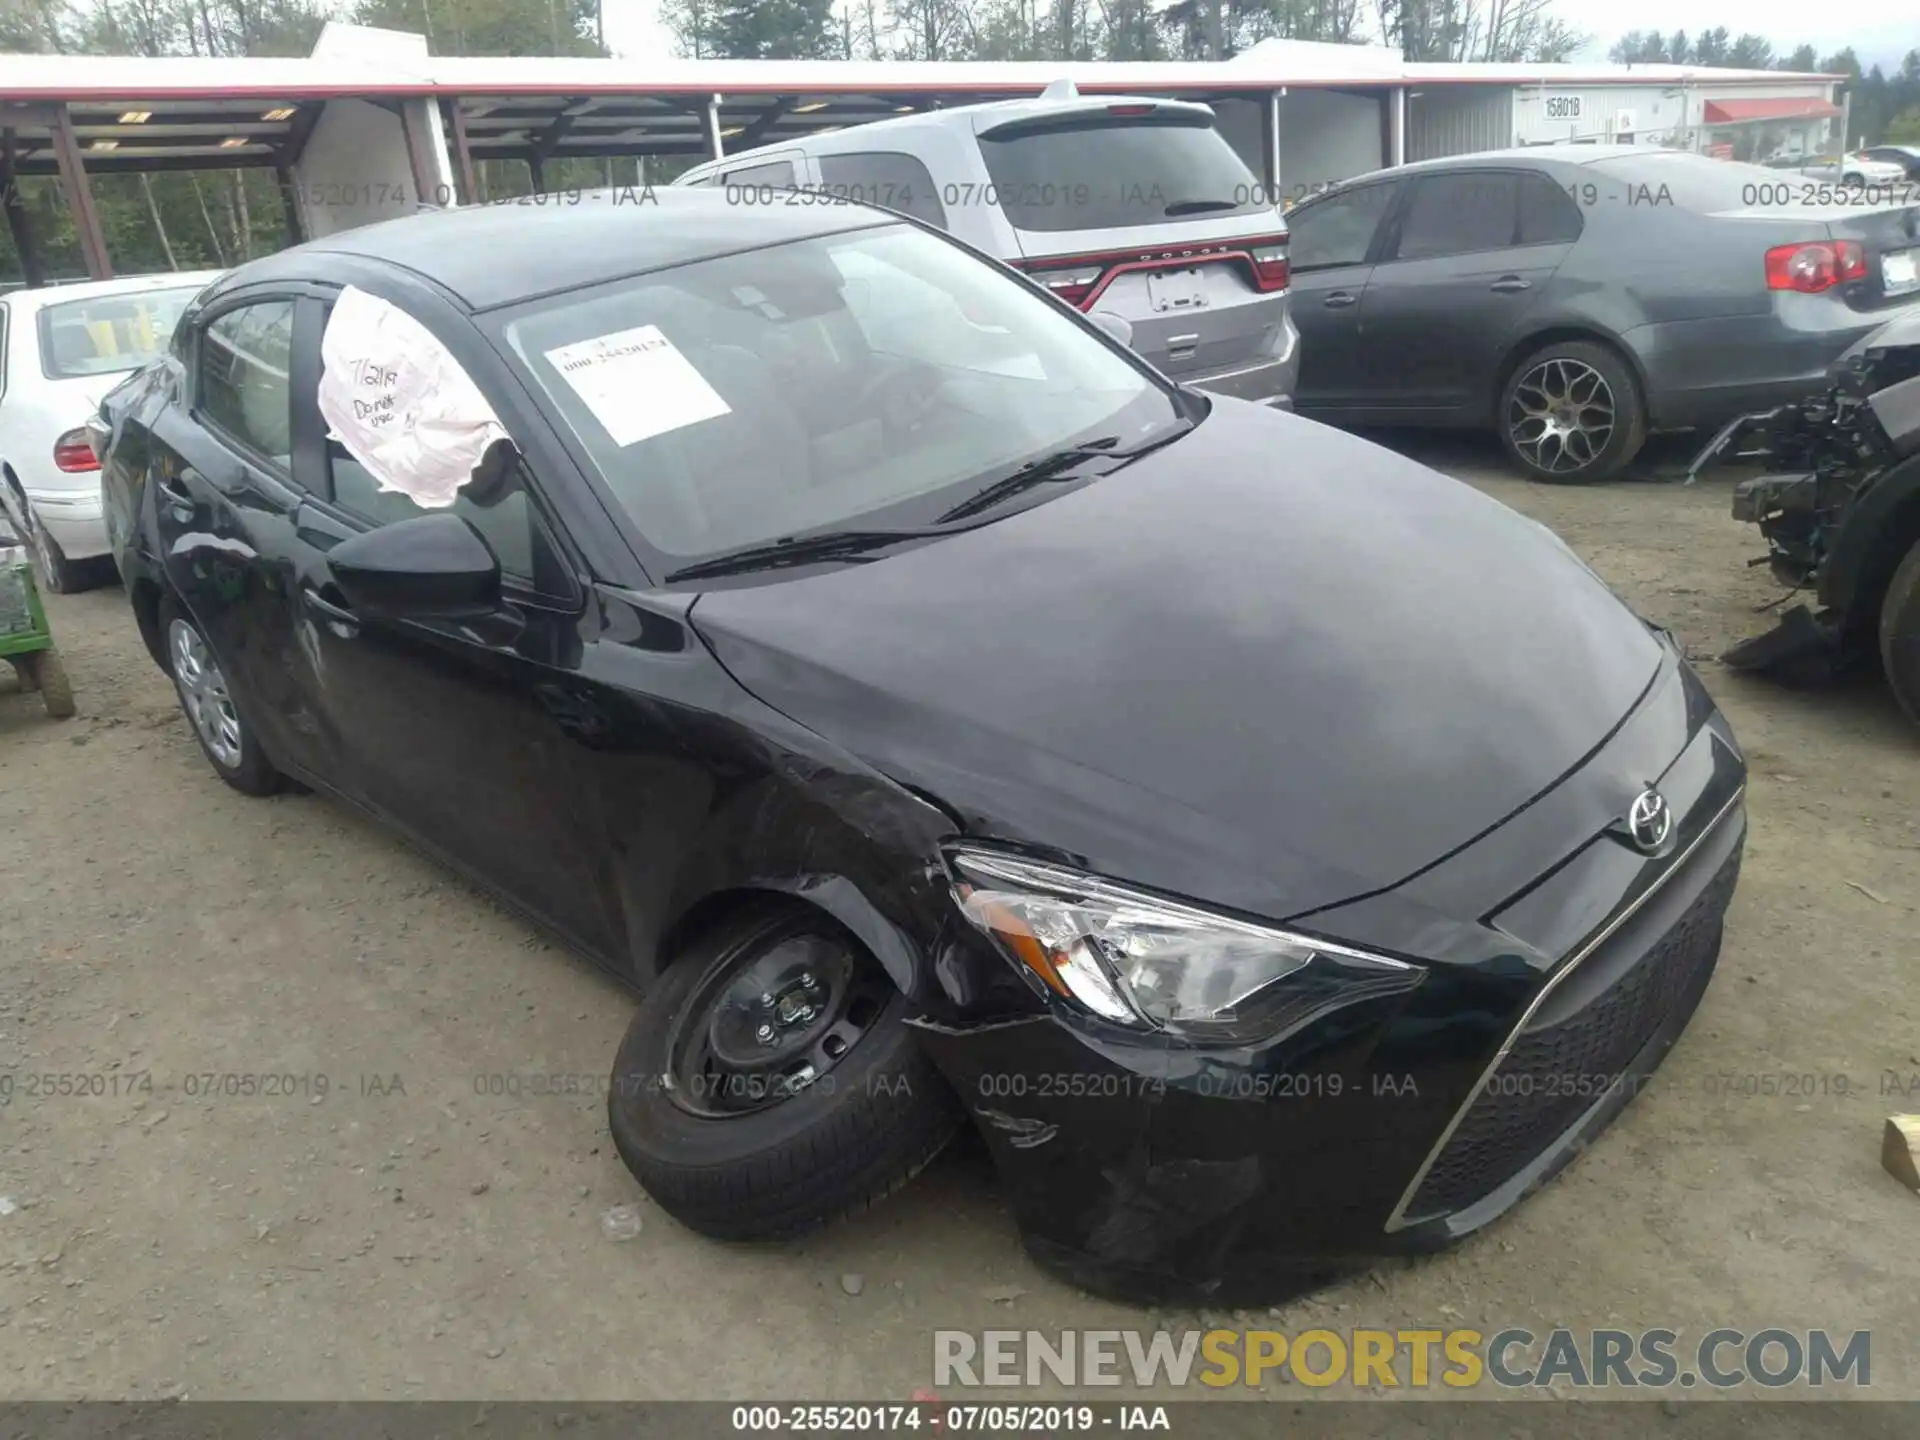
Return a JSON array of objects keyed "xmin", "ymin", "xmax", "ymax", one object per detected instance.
[{"xmin": 1627, "ymin": 788, "xmax": 1673, "ymax": 853}]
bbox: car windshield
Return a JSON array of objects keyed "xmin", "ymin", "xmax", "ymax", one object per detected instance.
[
  {"xmin": 496, "ymin": 220, "xmax": 1180, "ymax": 564},
  {"xmin": 37, "ymin": 286, "xmax": 203, "ymax": 379}
]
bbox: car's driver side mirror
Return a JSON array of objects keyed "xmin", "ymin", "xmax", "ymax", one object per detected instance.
[{"xmin": 329, "ymin": 512, "xmax": 502, "ymax": 621}]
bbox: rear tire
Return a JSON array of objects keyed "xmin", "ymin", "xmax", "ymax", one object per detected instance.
[
  {"xmin": 608, "ymin": 903, "xmax": 961, "ymax": 1241},
  {"xmin": 159, "ymin": 592, "xmax": 284, "ymax": 796},
  {"xmin": 26, "ymin": 507, "xmax": 86, "ymax": 594},
  {"xmin": 1879, "ymin": 537, "xmax": 1920, "ymax": 728},
  {"xmin": 1499, "ymin": 340, "xmax": 1646, "ymax": 483}
]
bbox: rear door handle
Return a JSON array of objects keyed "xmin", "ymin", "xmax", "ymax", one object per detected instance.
[
  {"xmin": 1323, "ymin": 291, "xmax": 1358, "ymax": 309},
  {"xmin": 1490, "ymin": 276, "xmax": 1532, "ymax": 293},
  {"xmin": 156, "ymin": 472, "xmax": 193, "ymax": 503}
]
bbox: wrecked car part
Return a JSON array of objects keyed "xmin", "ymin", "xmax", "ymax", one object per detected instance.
[{"xmin": 1700, "ymin": 311, "xmax": 1920, "ymax": 699}]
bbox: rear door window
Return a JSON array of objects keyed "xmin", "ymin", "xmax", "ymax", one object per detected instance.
[
  {"xmin": 1391, "ymin": 173, "xmax": 1520, "ymax": 261},
  {"xmin": 1517, "ymin": 173, "xmax": 1583, "ymax": 245},
  {"xmin": 977, "ymin": 115, "xmax": 1268, "ymax": 232},
  {"xmin": 817, "ymin": 151, "xmax": 948, "ymax": 228},
  {"xmin": 723, "ymin": 159, "xmax": 798, "ymax": 190},
  {"xmin": 1288, "ymin": 182, "xmax": 1398, "ymax": 271},
  {"xmin": 196, "ymin": 300, "xmax": 295, "ymax": 470}
]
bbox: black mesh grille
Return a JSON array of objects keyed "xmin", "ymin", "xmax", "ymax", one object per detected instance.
[{"xmin": 1406, "ymin": 847, "xmax": 1742, "ymax": 1220}]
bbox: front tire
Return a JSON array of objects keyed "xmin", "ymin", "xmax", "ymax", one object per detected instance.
[
  {"xmin": 159, "ymin": 593, "xmax": 283, "ymax": 795},
  {"xmin": 1879, "ymin": 537, "xmax": 1920, "ymax": 728},
  {"xmin": 1499, "ymin": 340, "xmax": 1646, "ymax": 483},
  {"xmin": 608, "ymin": 904, "xmax": 961, "ymax": 1241}
]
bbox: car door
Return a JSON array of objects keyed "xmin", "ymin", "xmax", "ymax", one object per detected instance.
[
  {"xmin": 151, "ymin": 290, "xmax": 353, "ymax": 784},
  {"xmin": 273, "ymin": 288, "xmax": 625, "ymax": 963},
  {"xmin": 1285, "ymin": 178, "xmax": 1402, "ymax": 410},
  {"xmin": 1346, "ymin": 169, "xmax": 1579, "ymax": 417}
]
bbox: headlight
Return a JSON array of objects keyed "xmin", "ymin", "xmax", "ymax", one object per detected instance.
[{"xmin": 947, "ymin": 848, "xmax": 1422, "ymax": 1043}]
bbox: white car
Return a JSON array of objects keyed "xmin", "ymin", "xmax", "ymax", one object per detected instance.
[
  {"xmin": 1765, "ymin": 152, "xmax": 1910, "ymax": 187},
  {"xmin": 0, "ymin": 272, "xmax": 219, "ymax": 592}
]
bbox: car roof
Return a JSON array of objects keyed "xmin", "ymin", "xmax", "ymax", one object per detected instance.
[
  {"xmin": 1327, "ymin": 144, "xmax": 1795, "ymax": 192},
  {"xmin": 218, "ymin": 188, "xmax": 894, "ymax": 312},
  {"xmin": 1365, "ymin": 144, "xmax": 1680, "ymax": 180},
  {"xmin": 2, "ymin": 270, "xmax": 221, "ymax": 311}
]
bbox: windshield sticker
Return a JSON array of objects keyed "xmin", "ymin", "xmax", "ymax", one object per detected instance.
[
  {"xmin": 544, "ymin": 325, "xmax": 731, "ymax": 447},
  {"xmin": 318, "ymin": 285, "xmax": 511, "ymax": 509}
]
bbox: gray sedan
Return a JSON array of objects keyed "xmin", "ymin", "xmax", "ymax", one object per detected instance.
[{"xmin": 1287, "ymin": 146, "xmax": 1920, "ymax": 481}]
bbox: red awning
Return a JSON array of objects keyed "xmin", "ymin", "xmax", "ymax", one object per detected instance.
[{"xmin": 1702, "ymin": 97, "xmax": 1842, "ymax": 124}]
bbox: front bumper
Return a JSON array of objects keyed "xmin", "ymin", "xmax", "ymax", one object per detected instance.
[{"xmin": 912, "ymin": 653, "xmax": 1746, "ymax": 1304}]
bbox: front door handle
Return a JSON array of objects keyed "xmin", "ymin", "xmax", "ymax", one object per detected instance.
[
  {"xmin": 1490, "ymin": 276, "xmax": 1532, "ymax": 293},
  {"xmin": 302, "ymin": 588, "xmax": 359, "ymax": 632},
  {"xmin": 1323, "ymin": 291, "xmax": 1358, "ymax": 309}
]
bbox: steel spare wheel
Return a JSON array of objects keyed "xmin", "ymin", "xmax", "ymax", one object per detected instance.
[{"xmin": 664, "ymin": 923, "xmax": 896, "ymax": 1116}]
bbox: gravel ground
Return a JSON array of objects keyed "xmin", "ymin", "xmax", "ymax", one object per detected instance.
[{"xmin": 2, "ymin": 431, "xmax": 1918, "ymax": 1406}]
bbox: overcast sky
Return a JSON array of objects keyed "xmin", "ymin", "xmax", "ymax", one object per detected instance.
[{"xmin": 599, "ymin": 0, "xmax": 1916, "ymax": 72}]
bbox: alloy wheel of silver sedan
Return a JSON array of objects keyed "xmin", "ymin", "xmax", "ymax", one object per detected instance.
[
  {"xmin": 26, "ymin": 511, "xmax": 64, "ymax": 592},
  {"xmin": 1506, "ymin": 357, "xmax": 1617, "ymax": 477},
  {"xmin": 169, "ymin": 617, "xmax": 244, "ymax": 770}
]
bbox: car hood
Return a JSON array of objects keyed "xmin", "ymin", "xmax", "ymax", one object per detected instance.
[{"xmin": 690, "ymin": 401, "xmax": 1664, "ymax": 922}]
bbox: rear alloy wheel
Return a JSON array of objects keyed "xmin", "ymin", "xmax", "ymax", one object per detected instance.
[
  {"xmin": 1879, "ymin": 537, "xmax": 1920, "ymax": 728},
  {"xmin": 7, "ymin": 485, "xmax": 87, "ymax": 595},
  {"xmin": 160, "ymin": 594, "xmax": 283, "ymax": 796},
  {"xmin": 1500, "ymin": 340, "xmax": 1646, "ymax": 483},
  {"xmin": 608, "ymin": 904, "xmax": 961, "ymax": 1241}
]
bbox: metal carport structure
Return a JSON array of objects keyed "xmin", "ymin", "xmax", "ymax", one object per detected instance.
[{"xmin": 0, "ymin": 26, "xmax": 1844, "ymax": 286}]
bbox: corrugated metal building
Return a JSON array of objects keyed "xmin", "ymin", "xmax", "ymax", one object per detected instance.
[{"xmin": 1405, "ymin": 72, "xmax": 1842, "ymax": 166}]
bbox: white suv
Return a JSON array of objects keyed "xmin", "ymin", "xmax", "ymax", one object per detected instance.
[
  {"xmin": 674, "ymin": 83, "xmax": 1299, "ymax": 408},
  {"xmin": 0, "ymin": 271, "xmax": 219, "ymax": 592}
]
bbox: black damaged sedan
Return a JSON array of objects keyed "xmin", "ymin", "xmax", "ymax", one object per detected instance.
[{"xmin": 98, "ymin": 190, "xmax": 1746, "ymax": 1304}]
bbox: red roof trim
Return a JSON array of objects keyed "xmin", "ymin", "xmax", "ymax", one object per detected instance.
[
  {"xmin": 1702, "ymin": 96, "xmax": 1842, "ymax": 123},
  {"xmin": 0, "ymin": 75, "xmax": 1846, "ymax": 104}
]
